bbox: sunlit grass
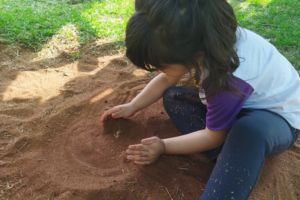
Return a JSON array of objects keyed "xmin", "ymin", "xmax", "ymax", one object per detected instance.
[
  {"xmin": 232, "ymin": 0, "xmax": 300, "ymax": 69},
  {"xmin": 247, "ymin": 0, "xmax": 273, "ymax": 6},
  {"xmin": 0, "ymin": 0, "xmax": 298, "ymax": 69},
  {"xmin": 37, "ymin": 23, "xmax": 80, "ymax": 58},
  {"xmin": 82, "ymin": 0, "xmax": 133, "ymax": 42},
  {"xmin": 0, "ymin": 0, "xmax": 134, "ymax": 50}
]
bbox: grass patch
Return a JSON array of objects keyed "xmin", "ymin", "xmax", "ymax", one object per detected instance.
[
  {"xmin": 0, "ymin": 0, "xmax": 298, "ymax": 70},
  {"xmin": 0, "ymin": 0, "xmax": 134, "ymax": 50},
  {"xmin": 231, "ymin": 0, "xmax": 300, "ymax": 69}
]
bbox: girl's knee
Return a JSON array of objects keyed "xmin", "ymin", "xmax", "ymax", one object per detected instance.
[
  {"xmin": 228, "ymin": 117, "xmax": 269, "ymax": 146},
  {"xmin": 163, "ymin": 87, "xmax": 186, "ymax": 108},
  {"xmin": 163, "ymin": 87, "xmax": 177, "ymax": 109},
  {"xmin": 163, "ymin": 87, "xmax": 176, "ymax": 100}
]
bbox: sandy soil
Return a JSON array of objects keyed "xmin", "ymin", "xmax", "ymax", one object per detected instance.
[{"xmin": 0, "ymin": 42, "xmax": 299, "ymax": 200}]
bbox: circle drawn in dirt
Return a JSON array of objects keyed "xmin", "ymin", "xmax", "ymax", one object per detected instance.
[{"xmin": 61, "ymin": 119, "xmax": 132, "ymax": 177}]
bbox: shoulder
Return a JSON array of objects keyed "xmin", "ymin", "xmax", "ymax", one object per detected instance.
[
  {"xmin": 160, "ymin": 64, "xmax": 190, "ymax": 85},
  {"xmin": 162, "ymin": 64, "xmax": 189, "ymax": 78},
  {"xmin": 233, "ymin": 27, "xmax": 291, "ymax": 83},
  {"xmin": 235, "ymin": 27, "xmax": 276, "ymax": 53}
]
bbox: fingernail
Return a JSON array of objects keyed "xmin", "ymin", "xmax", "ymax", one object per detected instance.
[
  {"xmin": 142, "ymin": 140, "xmax": 146, "ymax": 144},
  {"xmin": 129, "ymin": 146, "xmax": 133, "ymax": 150},
  {"xmin": 127, "ymin": 156, "xmax": 131, "ymax": 160},
  {"xmin": 127, "ymin": 151, "xmax": 130, "ymax": 154}
]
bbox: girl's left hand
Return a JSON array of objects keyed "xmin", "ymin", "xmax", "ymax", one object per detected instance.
[{"xmin": 126, "ymin": 137, "xmax": 165, "ymax": 165}]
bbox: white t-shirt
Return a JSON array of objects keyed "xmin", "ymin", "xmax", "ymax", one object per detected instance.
[{"xmin": 200, "ymin": 28, "xmax": 300, "ymax": 130}]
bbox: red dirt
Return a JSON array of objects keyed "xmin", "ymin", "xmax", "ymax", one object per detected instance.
[{"xmin": 0, "ymin": 42, "xmax": 299, "ymax": 200}]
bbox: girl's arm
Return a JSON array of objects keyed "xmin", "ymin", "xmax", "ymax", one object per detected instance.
[
  {"xmin": 162, "ymin": 128, "xmax": 228, "ymax": 154},
  {"xmin": 101, "ymin": 65, "xmax": 189, "ymax": 121},
  {"xmin": 126, "ymin": 128, "xmax": 228, "ymax": 165},
  {"xmin": 130, "ymin": 66, "xmax": 187, "ymax": 112}
]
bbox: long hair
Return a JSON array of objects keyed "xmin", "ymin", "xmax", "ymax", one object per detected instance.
[{"xmin": 126, "ymin": 0, "xmax": 240, "ymax": 99}]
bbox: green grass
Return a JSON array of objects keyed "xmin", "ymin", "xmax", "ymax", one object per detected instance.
[
  {"xmin": 0, "ymin": 0, "xmax": 134, "ymax": 50},
  {"xmin": 0, "ymin": 0, "xmax": 299, "ymax": 69},
  {"xmin": 231, "ymin": 0, "xmax": 300, "ymax": 69}
]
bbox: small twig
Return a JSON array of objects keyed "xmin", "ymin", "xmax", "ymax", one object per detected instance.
[
  {"xmin": 179, "ymin": 163, "xmax": 189, "ymax": 168},
  {"xmin": 23, "ymin": 184, "xmax": 30, "ymax": 193},
  {"xmin": 188, "ymin": 160, "xmax": 195, "ymax": 165},
  {"xmin": 76, "ymin": 159, "xmax": 92, "ymax": 168},
  {"xmin": 17, "ymin": 142, "xmax": 28, "ymax": 152},
  {"xmin": 0, "ymin": 190, "xmax": 4, "ymax": 197},
  {"xmin": 123, "ymin": 180, "xmax": 137, "ymax": 184},
  {"xmin": 6, "ymin": 158, "xmax": 15, "ymax": 168},
  {"xmin": 178, "ymin": 168, "xmax": 189, "ymax": 170},
  {"xmin": 165, "ymin": 187, "xmax": 173, "ymax": 200}
]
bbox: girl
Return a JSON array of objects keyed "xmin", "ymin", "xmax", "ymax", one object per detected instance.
[{"xmin": 101, "ymin": 0, "xmax": 300, "ymax": 199}]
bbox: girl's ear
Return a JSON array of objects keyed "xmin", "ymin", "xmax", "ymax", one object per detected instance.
[{"xmin": 194, "ymin": 51, "xmax": 205, "ymax": 66}]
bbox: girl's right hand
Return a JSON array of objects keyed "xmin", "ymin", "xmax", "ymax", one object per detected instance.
[{"xmin": 100, "ymin": 103, "xmax": 137, "ymax": 122}]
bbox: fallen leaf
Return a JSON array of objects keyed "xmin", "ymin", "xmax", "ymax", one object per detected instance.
[{"xmin": 114, "ymin": 130, "xmax": 122, "ymax": 138}]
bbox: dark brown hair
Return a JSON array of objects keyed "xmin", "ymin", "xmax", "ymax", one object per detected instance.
[{"xmin": 126, "ymin": 0, "xmax": 240, "ymax": 99}]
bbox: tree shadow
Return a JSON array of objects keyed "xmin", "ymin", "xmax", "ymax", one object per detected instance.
[
  {"xmin": 0, "ymin": 38, "xmax": 181, "ymax": 199},
  {"xmin": 0, "ymin": 38, "xmax": 147, "ymax": 161},
  {"xmin": 0, "ymin": 40, "xmax": 127, "ymax": 105}
]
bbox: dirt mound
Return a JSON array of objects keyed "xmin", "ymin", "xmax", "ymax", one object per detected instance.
[{"xmin": 0, "ymin": 42, "xmax": 299, "ymax": 200}]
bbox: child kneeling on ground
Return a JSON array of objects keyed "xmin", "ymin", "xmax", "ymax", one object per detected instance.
[{"xmin": 101, "ymin": 0, "xmax": 300, "ymax": 199}]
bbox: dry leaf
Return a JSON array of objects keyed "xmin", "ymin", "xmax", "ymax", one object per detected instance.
[{"xmin": 114, "ymin": 130, "xmax": 122, "ymax": 138}]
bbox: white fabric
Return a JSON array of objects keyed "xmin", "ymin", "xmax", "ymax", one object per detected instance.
[
  {"xmin": 199, "ymin": 68, "xmax": 209, "ymax": 105},
  {"xmin": 233, "ymin": 28, "xmax": 300, "ymax": 129}
]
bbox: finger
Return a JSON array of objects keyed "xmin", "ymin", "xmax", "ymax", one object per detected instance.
[
  {"xmin": 127, "ymin": 155, "xmax": 148, "ymax": 161},
  {"xmin": 128, "ymin": 144, "xmax": 145, "ymax": 151},
  {"xmin": 101, "ymin": 107, "xmax": 121, "ymax": 121},
  {"xmin": 134, "ymin": 160, "xmax": 152, "ymax": 165},
  {"xmin": 126, "ymin": 149, "xmax": 147, "ymax": 156},
  {"xmin": 111, "ymin": 106, "xmax": 128, "ymax": 119},
  {"xmin": 101, "ymin": 110, "xmax": 115, "ymax": 122},
  {"xmin": 101, "ymin": 113, "xmax": 110, "ymax": 122},
  {"xmin": 111, "ymin": 110, "xmax": 123, "ymax": 118},
  {"xmin": 141, "ymin": 136, "xmax": 159, "ymax": 145}
]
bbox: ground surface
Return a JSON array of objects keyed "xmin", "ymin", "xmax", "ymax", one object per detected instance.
[{"xmin": 0, "ymin": 42, "xmax": 299, "ymax": 200}]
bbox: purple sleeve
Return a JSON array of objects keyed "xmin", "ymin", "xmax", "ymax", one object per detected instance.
[{"xmin": 203, "ymin": 76, "xmax": 254, "ymax": 130}]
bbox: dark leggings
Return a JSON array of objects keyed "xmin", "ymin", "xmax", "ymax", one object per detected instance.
[{"xmin": 163, "ymin": 87, "xmax": 300, "ymax": 200}]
